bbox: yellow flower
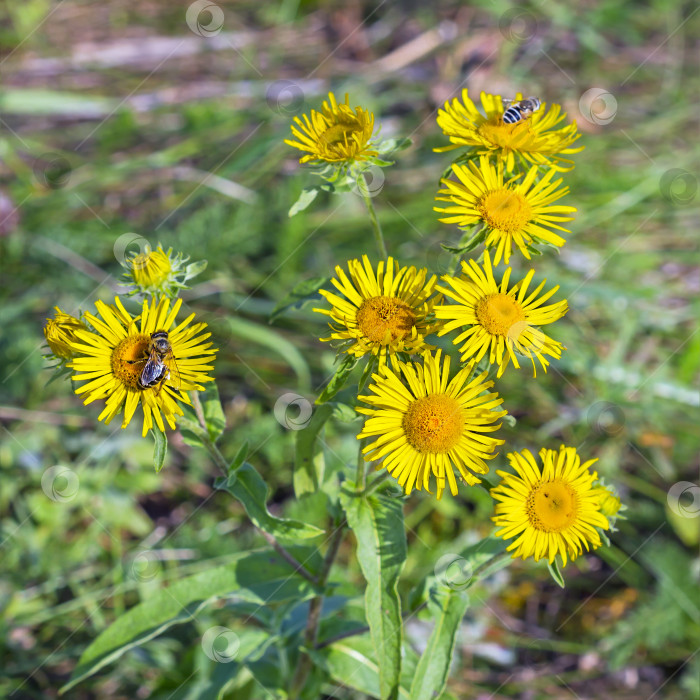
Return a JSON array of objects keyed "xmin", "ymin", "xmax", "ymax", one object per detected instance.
[
  {"xmin": 434, "ymin": 155, "xmax": 576, "ymax": 265},
  {"xmin": 285, "ymin": 92, "xmax": 378, "ymax": 166},
  {"xmin": 592, "ymin": 484, "xmax": 622, "ymax": 519},
  {"xmin": 490, "ymin": 445, "xmax": 610, "ymax": 566},
  {"xmin": 435, "ymin": 251, "xmax": 568, "ymax": 378},
  {"xmin": 129, "ymin": 246, "xmax": 172, "ymax": 288},
  {"xmin": 123, "ymin": 245, "xmax": 199, "ymax": 298},
  {"xmin": 435, "ymin": 90, "xmax": 584, "ymax": 172},
  {"xmin": 314, "ymin": 256, "xmax": 443, "ymax": 368},
  {"xmin": 44, "ymin": 307, "xmax": 88, "ymax": 360},
  {"xmin": 357, "ymin": 350, "xmax": 506, "ymax": 499},
  {"xmin": 68, "ymin": 296, "xmax": 216, "ymax": 437}
]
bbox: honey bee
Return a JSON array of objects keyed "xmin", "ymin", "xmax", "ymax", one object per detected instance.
[
  {"xmin": 502, "ymin": 97, "xmax": 541, "ymax": 124},
  {"xmin": 128, "ymin": 330, "xmax": 181, "ymax": 395}
]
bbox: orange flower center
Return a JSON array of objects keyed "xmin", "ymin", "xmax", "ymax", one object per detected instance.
[
  {"xmin": 478, "ymin": 189, "xmax": 532, "ymax": 233},
  {"xmin": 356, "ymin": 295, "xmax": 416, "ymax": 344},
  {"xmin": 476, "ymin": 293, "xmax": 525, "ymax": 336},
  {"xmin": 111, "ymin": 334, "xmax": 150, "ymax": 390},
  {"xmin": 402, "ymin": 394, "xmax": 464, "ymax": 454},
  {"xmin": 526, "ymin": 479, "xmax": 578, "ymax": 532}
]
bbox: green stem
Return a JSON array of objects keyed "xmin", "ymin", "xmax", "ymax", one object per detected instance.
[
  {"xmin": 355, "ymin": 440, "xmax": 367, "ymax": 491},
  {"xmin": 361, "ymin": 178, "xmax": 387, "ymax": 259}
]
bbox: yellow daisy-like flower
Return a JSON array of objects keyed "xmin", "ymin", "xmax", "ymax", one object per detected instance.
[
  {"xmin": 285, "ymin": 92, "xmax": 378, "ymax": 165},
  {"xmin": 434, "ymin": 155, "xmax": 576, "ymax": 265},
  {"xmin": 435, "ymin": 90, "xmax": 584, "ymax": 172},
  {"xmin": 68, "ymin": 296, "xmax": 216, "ymax": 437},
  {"xmin": 129, "ymin": 245, "xmax": 172, "ymax": 288},
  {"xmin": 490, "ymin": 445, "xmax": 610, "ymax": 566},
  {"xmin": 435, "ymin": 251, "xmax": 568, "ymax": 378},
  {"xmin": 314, "ymin": 256, "xmax": 443, "ymax": 368},
  {"xmin": 123, "ymin": 244, "xmax": 201, "ymax": 298},
  {"xmin": 592, "ymin": 484, "xmax": 622, "ymax": 519},
  {"xmin": 44, "ymin": 307, "xmax": 89, "ymax": 360},
  {"xmin": 357, "ymin": 350, "xmax": 506, "ymax": 499}
]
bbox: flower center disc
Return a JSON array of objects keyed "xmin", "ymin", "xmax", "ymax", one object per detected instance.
[
  {"xmin": 111, "ymin": 334, "xmax": 151, "ymax": 390},
  {"xmin": 478, "ymin": 189, "xmax": 532, "ymax": 233},
  {"xmin": 319, "ymin": 119, "xmax": 360, "ymax": 150},
  {"xmin": 476, "ymin": 293, "xmax": 525, "ymax": 336},
  {"xmin": 356, "ymin": 295, "xmax": 416, "ymax": 344},
  {"xmin": 402, "ymin": 394, "xmax": 464, "ymax": 453},
  {"xmin": 526, "ymin": 480, "xmax": 578, "ymax": 532}
]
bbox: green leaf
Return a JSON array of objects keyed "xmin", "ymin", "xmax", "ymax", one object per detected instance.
[
  {"xmin": 61, "ymin": 548, "xmax": 321, "ymax": 692},
  {"xmin": 340, "ymin": 487, "xmax": 407, "ymax": 700},
  {"xmin": 294, "ymin": 403, "xmax": 334, "ymax": 497},
  {"xmin": 228, "ymin": 440, "xmax": 249, "ymax": 475},
  {"xmin": 270, "ymin": 276, "xmax": 331, "ymax": 323},
  {"xmin": 548, "ymin": 557, "xmax": 566, "ymax": 588},
  {"xmin": 198, "ymin": 383, "xmax": 226, "ymax": 442},
  {"xmin": 376, "ymin": 137, "xmax": 413, "ymax": 155},
  {"xmin": 183, "ymin": 259, "xmax": 208, "ymax": 281},
  {"xmin": 215, "ymin": 463, "xmax": 324, "ymax": 540},
  {"xmin": 289, "ymin": 186, "xmax": 321, "ymax": 217},
  {"xmin": 151, "ymin": 426, "xmax": 167, "ymax": 472},
  {"xmin": 358, "ymin": 354, "xmax": 379, "ymax": 393},
  {"xmin": 440, "ymin": 228, "xmax": 486, "ymax": 255},
  {"xmin": 408, "ymin": 585, "xmax": 470, "ymax": 700},
  {"xmin": 330, "ymin": 402, "xmax": 359, "ymax": 423},
  {"xmin": 316, "ymin": 354, "xmax": 357, "ymax": 404}
]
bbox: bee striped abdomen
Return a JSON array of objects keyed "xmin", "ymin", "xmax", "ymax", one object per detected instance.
[{"xmin": 503, "ymin": 107, "xmax": 523, "ymax": 124}]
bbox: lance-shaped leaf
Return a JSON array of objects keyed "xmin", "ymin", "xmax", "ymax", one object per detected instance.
[
  {"xmin": 340, "ymin": 487, "xmax": 407, "ymax": 700},
  {"xmin": 316, "ymin": 354, "xmax": 357, "ymax": 404},
  {"xmin": 216, "ymin": 463, "xmax": 323, "ymax": 540},
  {"xmin": 270, "ymin": 276, "xmax": 331, "ymax": 323},
  {"xmin": 61, "ymin": 548, "xmax": 321, "ymax": 692},
  {"xmin": 151, "ymin": 426, "xmax": 167, "ymax": 472}
]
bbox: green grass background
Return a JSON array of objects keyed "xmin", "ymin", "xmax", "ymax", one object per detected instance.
[{"xmin": 0, "ymin": 0, "xmax": 698, "ymax": 698}]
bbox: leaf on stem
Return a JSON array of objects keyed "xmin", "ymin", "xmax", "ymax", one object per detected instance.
[
  {"xmin": 294, "ymin": 402, "xmax": 333, "ymax": 497},
  {"xmin": 316, "ymin": 354, "xmax": 357, "ymax": 404},
  {"xmin": 151, "ymin": 426, "xmax": 167, "ymax": 472},
  {"xmin": 270, "ymin": 276, "xmax": 331, "ymax": 323}
]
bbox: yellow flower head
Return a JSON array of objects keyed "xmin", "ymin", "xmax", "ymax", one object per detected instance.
[
  {"xmin": 435, "ymin": 155, "xmax": 576, "ymax": 265},
  {"xmin": 285, "ymin": 92, "xmax": 378, "ymax": 166},
  {"xmin": 592, "ymin": 484, "xmax": 622, "ymax": 519},
  {"xmin": 129, "ymin": 246, "xmax": 172, "ymax": 288},
  {"xmin": 44, "ymin": 307, "xmax": 88, "ymax": 360},
  {"xmin": 490, "ymin": 445, "xmax": 610, "ymax": 566},
  {"xmin": 435, "ymin": 251, "xmax": 568, "ymax": 378},
  {"xmin": 68, "ymin": 296, "xmax": 216, "ymax": 436},
  {"xmin": 357, "ymin": 350, "xmax": 506, "ymax": 499},
  {"xmin": 123, "ymin": 245, "xmax": 200, "ymax": 298},
  {"xmin": 435, "ymin": 90, "xmax": 584, "ymax": 172},
  {"xmin": 314, "ymin": 256, "xmax": 443, "ymax": 368}
]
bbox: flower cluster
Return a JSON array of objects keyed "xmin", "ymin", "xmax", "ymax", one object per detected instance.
[
  {"xmin": 290, "ymin": 89, "xmax": 619, "ymax": 569},
  {"xmin": 44, "ymin": 247, "xmax": 216, "ymax": 437}
]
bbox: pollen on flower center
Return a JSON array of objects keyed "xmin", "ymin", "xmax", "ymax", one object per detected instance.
[
  {"xmin": 356, "ymin": 295, "xmax": 417, "ymax": 344},
  {"xmin": 475, "ymin": 293, "xmax": 525, "ymax": 336},
  {"xmin": 111, "ymin": 334, "xmax": 150, "ymax": 390},
  {"xmin": 526, "ymin": 480, "xmax": 578, "ymax": 532},
  {"xmin": 402, "ymin": 394, "xmax": 464, "ymax": 454},
  {"xmin": 478, "ymin": 189, "xmax": 532, "ymax": 232}
]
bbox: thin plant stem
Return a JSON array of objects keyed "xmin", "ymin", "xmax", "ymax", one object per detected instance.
[{"xmin": 360, "ymin": 177, "xmax": 387, "ymax": 258}]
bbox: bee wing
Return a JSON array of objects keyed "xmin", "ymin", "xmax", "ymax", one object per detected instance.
[
  {"xmin": 501, "ymin": 97, "xmax": 515, "ymax": 106},
  {"xmin": 163, "ymin": 352, "xmax": 182, "ymax": 392},
  {"xmin": 140, "ymin": 353, "xmax": 164, "ymax": 387}
]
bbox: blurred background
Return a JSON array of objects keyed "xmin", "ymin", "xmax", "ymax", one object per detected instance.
[{"xmin": 0, "ymin": 0, "xmax": 698, "ymax": 698}]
